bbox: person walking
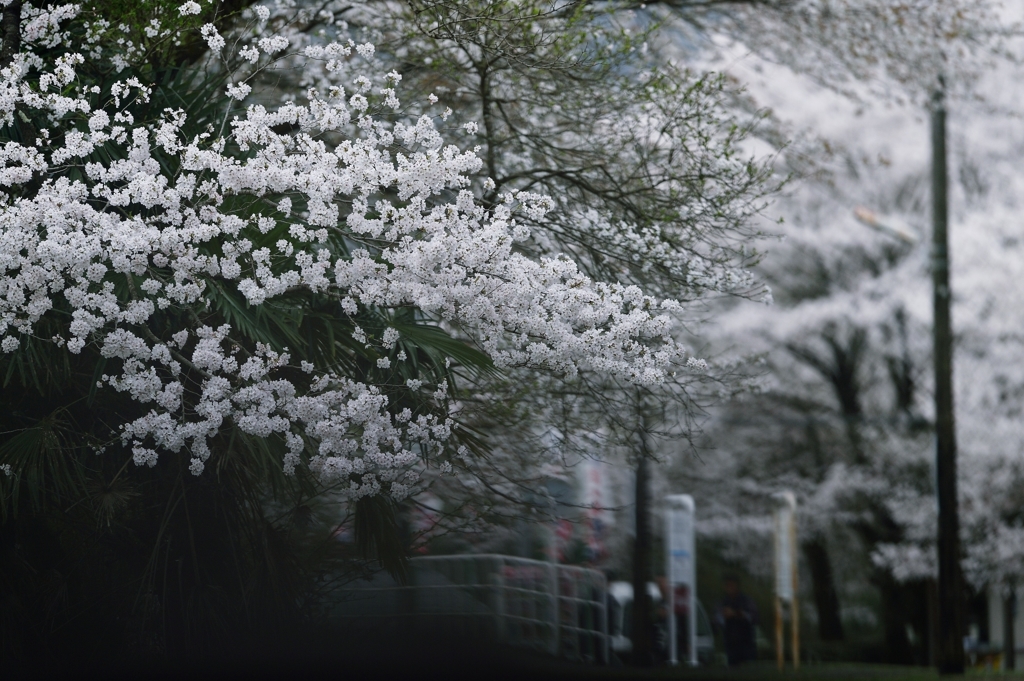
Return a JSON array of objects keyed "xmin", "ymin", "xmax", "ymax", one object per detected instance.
[{"xmin": 715, "ymin": 574, "xmax": 758, "ymax": 666}]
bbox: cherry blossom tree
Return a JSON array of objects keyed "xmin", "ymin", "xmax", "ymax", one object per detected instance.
[
  {"xmin": 0, "ymin": 0, "xmax": 782, "ymax": 661},
  {"xmin": 236, "ymin": 0, "xmax": 776, "ymax": 592}
]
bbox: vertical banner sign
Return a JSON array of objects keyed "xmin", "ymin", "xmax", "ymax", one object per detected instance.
[
  {"xmin": 579, "ymin": 459, "xmax": 613, "ymax": 563},
  {"xmin": 773, "ymin": 492, "xmax": 799, "ymax": 670},
  {"xmin": 666, "ymin": 495, "xmax": 697, "ymax": 666}
]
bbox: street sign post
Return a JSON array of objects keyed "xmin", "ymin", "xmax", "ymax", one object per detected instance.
[{"xmin": 666, "ymin": 494, "xmax": 697, "ymax": 666}]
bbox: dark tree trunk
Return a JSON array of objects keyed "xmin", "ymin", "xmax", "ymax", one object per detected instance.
[
  {"xmin": 803, "ymin": 539, "xmax": 844, "ymax": 641},
  {"xmin": 1005, "ymin": 588, "xmax": 1016, "ymax": 672},
  {"xmin": 926, "ymin": 579, "xmax": 939, "ymax": 667},
  {"xmin": 630, "ymin": 426, "xmax": 654, "ymax": 667},
  {"xmin": 0, "ymin": 1, "xmax": 35, "ymax": 148},
  {"xmin": 877, "ymin": 574, "xmax": 913, "ymax": 664},
  {"xmin": 1, "ymin": 1, "xmax": 20, "ymax": 68}
]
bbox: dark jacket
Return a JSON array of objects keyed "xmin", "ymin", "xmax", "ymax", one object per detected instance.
[{"xmin": 715, "ymin": 593, "xmax": 758, "ymax": 664}]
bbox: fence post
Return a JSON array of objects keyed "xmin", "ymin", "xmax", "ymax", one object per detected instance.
[{"xmin": 492, "ymin": 558, "xmax": 505, "ymax": 644}]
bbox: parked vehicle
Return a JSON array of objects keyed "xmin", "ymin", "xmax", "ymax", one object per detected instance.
[{"xmin": 607, "ymin": 581, "xmax": 714, "ymax": 665}]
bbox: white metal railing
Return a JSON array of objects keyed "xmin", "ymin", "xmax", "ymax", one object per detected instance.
[
  {"xmin": 552, "ymin": 562, "xmax": 608, "ymax": 663},
  {"xmin": 331, "ymin": 554, "xmax": 608, "ymax": 664}
]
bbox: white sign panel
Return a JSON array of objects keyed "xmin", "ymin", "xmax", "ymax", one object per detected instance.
[
  {"xmin": 665, "ymin": 494, "xmax": 697, "ymax": 666},
  {"xmin": 773, "ymin": 492, "xmax": 796, "ymax": 602},
  {"xmin": 669, "ymin": 503, "xmax": 694, "ymax": 584}
]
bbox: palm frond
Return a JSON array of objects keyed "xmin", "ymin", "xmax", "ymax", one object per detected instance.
[{"xmin": 0, "ymin": 411, "xmax": 84, "ymax": 520}]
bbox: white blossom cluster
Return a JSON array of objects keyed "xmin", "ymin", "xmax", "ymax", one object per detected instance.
[
  {"xmin": 228, "ymin": 3, "xmax": 775, "ymax": 311},
  {"xmin": 0, "ymin": 7, "xmax": 694, "ymax": 495},
  {"xmin": 721, "ymin": 0, "xmax": 1005, "ymax": 104}
]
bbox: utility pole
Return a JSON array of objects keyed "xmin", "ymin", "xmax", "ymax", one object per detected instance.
[{"xmin": 931, "ymin": 79, "xmax": 965, "ymax": 675}]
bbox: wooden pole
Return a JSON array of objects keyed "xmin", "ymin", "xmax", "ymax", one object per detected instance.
[
  {"xmin": 776, "ymin": 595, "xmax": 784, "ymax": 671},
  {"xmin": 791, "ymin": 514, "xmax": 800, "ymax": 669},
  {"xmin": 774, "ymin": 505, "xmax": 784, "ymax": 670}
]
